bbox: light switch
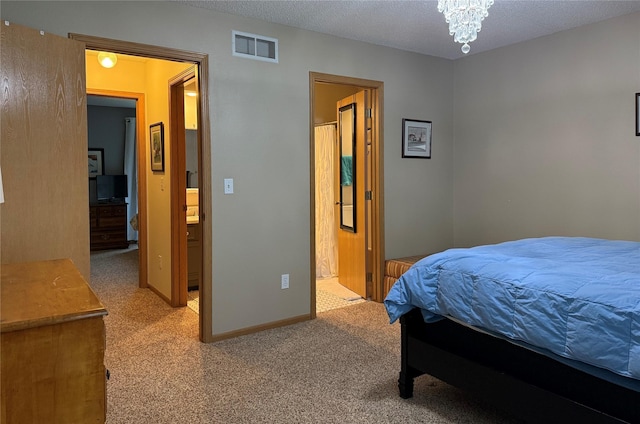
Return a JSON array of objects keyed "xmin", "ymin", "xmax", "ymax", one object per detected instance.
[{"xmin": 224, "ymin": 178, "xmax": 234, "ymax": 194}]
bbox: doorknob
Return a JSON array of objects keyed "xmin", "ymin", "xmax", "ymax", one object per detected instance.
[{"xmin": 335, "ymin": 202, "xmax": 342, "ymax": 205}]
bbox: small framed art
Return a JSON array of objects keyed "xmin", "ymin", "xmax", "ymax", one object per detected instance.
[
  {"xmin": 150, "ymin": 122, "xmax": 165, "ymax": 172},
  {"xmin": 402, "ymin": 118, "xmax": 432, "ymax": 158},
  {"xmin": 88, "ymin": 148, "xmax": 104, "ymax": 178}
]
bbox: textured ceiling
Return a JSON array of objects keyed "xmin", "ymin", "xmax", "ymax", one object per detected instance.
[{"xmin": 178, "ymin": 0, "xmax": 640, "ymax": 60}]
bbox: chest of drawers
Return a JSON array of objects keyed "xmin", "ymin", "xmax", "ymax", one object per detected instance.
[
  {"xmin": 1, "ymin": 259, "xmax": 108, "ymax": 423},
  {"xmin": 90, "ymin": 203, "xmax": 128, "ymax": 250}
]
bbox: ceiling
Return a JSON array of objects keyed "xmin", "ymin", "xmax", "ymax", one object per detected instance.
[{"xmin": 178, "ymin": 0, "xmax": 640, "ymax": 60}]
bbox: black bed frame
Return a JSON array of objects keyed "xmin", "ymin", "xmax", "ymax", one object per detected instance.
[{"xmin": 398, "ymin": 308, "xmax": 640, "ymax": 423}]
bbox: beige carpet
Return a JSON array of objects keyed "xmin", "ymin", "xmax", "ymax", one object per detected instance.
[{"xmin": 89, "ymin": 248, "xmax": 519, "ymax": 424}]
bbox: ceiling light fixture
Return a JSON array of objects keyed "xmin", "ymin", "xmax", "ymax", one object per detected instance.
[
  {"xmin": 97, "ymin": 52, "xmax": 118, "ymax": 68},
  {"xmin": 437, "ymin": 0, "xmax": 494, "ymax": 54}
]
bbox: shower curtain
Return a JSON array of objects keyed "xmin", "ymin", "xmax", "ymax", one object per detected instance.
[
  {"xmin": 124, "ymin": 117, "xmax": 138, "ymax": 242},
  {"xmin": 315, "ymin": 124, "xmax": 338, "ymax": 278}
]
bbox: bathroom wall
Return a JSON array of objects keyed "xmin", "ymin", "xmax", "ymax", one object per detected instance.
[{"xmin": 186, "ymin": 130, "xmax": 198, "ymax": 188}]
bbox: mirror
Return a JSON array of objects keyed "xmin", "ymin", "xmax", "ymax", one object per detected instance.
[
  {"xmin": 184, "ymin": 79, "xmax": 199, "ymax": 188},
  {"xmin": 339, "ymin": 103, "xmax": 356, "ymax": 232}
]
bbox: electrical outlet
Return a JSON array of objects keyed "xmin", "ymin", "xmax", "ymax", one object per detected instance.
[
  {"xmin": 224, "ymin": 178, "xmax": 234, "ymax": 194},
  {"xmin": 281, "ymin": 274, "xmax": 289, "ymax": 289}
]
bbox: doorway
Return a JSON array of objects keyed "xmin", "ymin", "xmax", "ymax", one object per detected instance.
[
  {"xmin": 87, "ymin": 90, "xmax": 143, "ymax": 254},
  {"xmin": 309, "ymin": 73, "xmax": 385, "ymax": 318},
  {"xmin": 169, "ymin": 67, "xmax": 203, "ymax": 312},
  {"xmin": 71, "ymin": 33, "xmax": 213, "ymax": 342}
]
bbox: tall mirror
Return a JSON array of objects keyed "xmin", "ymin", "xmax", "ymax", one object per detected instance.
[{"xmin": 339, "ymin": 103, "xmax": 356, "ymax": 232}]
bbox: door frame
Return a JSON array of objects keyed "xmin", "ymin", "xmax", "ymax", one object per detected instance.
[
  {"xmin": 168, "ymin": 67, "xmax": 197, "ymax": 308},
  {"xmin": 309, "ymin": 72, "xmax": 385, "ymax": 318},
  {"xmin": 86, "ymin": 89, "xmax": 147, "ymax": 288},
  {"xmin": 70, "ymin": 33, "xmax": 214, "ymax": 343}
]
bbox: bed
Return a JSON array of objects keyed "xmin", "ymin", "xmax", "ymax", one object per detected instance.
[{"xmin": 384, "ymin": 237, "xmax": 640, "ymax": 423}]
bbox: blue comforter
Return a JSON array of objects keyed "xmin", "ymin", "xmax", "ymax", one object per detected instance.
[{"xmin": 384, "ymin": 237, "xmax": 640, "ymax": 380}]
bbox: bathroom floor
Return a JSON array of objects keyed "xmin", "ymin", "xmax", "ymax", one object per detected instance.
[
  {"xmin": 187, "ymin": 289, "xmax": 199, "ymax": 314},
  {"xmin": 316, "ymin": 277, "xmax": 366, "ymax": 313}
]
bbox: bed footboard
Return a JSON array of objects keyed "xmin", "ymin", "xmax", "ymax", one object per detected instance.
[{"xmin": 398, "ymin": 308, "xmax": 640, "ymax": 423}]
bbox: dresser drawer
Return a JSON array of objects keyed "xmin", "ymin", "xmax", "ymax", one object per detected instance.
[
  {"xmin": 97, "ymin": 205, "xmax": 126, "ymax": 217},
  {"xmin": 90, "ymin": 207, "xmax": 98, "ymax": 228},
  {"xmin": 89, "ymin": 202, "xmax": 128, "ymax": 251},
  {"xmin": 91, "ymin": 230, "xmax": 127, "ymax": 244},
  {"xmin": 99, "ymin": 216, "xmax": 127, "ymax": 228}
]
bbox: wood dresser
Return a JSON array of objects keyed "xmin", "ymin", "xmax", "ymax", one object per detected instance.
[
  {"xmin": 90, "ymin": 202, "xmax": 129, "ymax": 251},
  {"xmin": 1, "ymin": 259, "xmax": 108, "ymax": 423}
]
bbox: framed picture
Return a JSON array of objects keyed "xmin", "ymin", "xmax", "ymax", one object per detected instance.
[
  {"xmin": 402, "ymin": 118, "xmax": 432, "ymax": 158},
  {"xmin": 150, "ymin": 122, "xmax": 165, "ymax": 172},
  {"xmin": 636, "ymin": 93, "xmax": 639, "ymax": 136},
  {"xmin": 88, "ymin": 148, "xmax": 104, "ymax": 178}
]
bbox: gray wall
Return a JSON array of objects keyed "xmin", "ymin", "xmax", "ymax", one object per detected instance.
[
  {"xmin": 2, "ymin": 1, "xmax": 455, "ymax": 335},
  {"xmin": 453, "ymin": 12, "xmax": 640, "ymax": 247},
  {"xmin": 87, "ymin": 105, "xmax": 135, "ymax": 204},
  {"xmin": 88, "ymin": 105, "xmax": 135, "ymax": 175}
]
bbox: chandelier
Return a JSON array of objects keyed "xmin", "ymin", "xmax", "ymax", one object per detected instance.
[{"xmin": 437, "ymin": 0, "xmax": 494, "ymax": 54}]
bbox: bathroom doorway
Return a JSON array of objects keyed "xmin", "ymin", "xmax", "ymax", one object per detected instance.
[
  {"xmin": 310, "ymin": 73, "xmax": 385, "ymax": 317},
  {"xmin": 168, "ymin": 68, "xmax": 203, "ymax": 314}
]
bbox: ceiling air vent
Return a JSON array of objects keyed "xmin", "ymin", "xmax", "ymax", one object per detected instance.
[{"xmin": 232, "ymin": 30, "xmax": 278, "ymax": 63}]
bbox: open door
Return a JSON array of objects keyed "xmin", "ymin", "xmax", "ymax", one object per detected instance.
[
  {"xmin": 335, "ymin": 90, "xmax": 371, "ymax": 298},
  {"xmin": 170, "ymin": 67, "xmax": 202, "ymax": 309},
  {"xmin": 1, "ymin": 22, "xmax": 90, "ymax": 279}
]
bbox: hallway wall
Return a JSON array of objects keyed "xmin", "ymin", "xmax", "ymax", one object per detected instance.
[{"xmin": 84, "ymin": 51, "xmax": 191, "ymax": 299}]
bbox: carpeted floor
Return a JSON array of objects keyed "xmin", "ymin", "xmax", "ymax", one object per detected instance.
[{"xmin": 89, "ymin": 247, "xmax": 520, "ymax": 424}]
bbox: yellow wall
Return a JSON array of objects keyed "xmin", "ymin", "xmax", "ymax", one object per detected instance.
[
  {"xmin": 144, "ymin": 59, "xmax": 193, "ymax": 297},
  {"xmin": 313, "ymin": 83, "xmax": 360, "ymax": 125},
  {"xmin": 86, "ymin": 51, "xmax": 147, "ymax": 92},
  {"xmin": 86, "ymin": 51, "xmax": 191, "ymax": 299}
]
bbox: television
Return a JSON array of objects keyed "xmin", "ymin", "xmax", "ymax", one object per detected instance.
[{"xmin": 96, "ymin": 174, "xmax": 128, "ymax": 202}]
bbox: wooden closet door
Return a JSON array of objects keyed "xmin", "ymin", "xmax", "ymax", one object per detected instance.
[
  {"xmin": 336, "ymin": 90, "xmax": 368, "ymax": 298},
  {"xmin": 1, "ymin": 23, "xmax": 89, "ymax": 279}
]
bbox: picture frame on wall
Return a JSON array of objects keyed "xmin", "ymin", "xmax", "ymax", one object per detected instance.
[
  {"xmin": 402, "ymin": 118, "xmax": 432, "ymax": 158},
  {"xmin": 636, "ymin": 93, "xmax": 639, "ymax": 136},
  {"xmin": 88, "ymin": 148, "xmax": 104, "ymax": 179},
  {"xmin": 150, "ymin": 122, "xmax": 165, "ymax": 172}
]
